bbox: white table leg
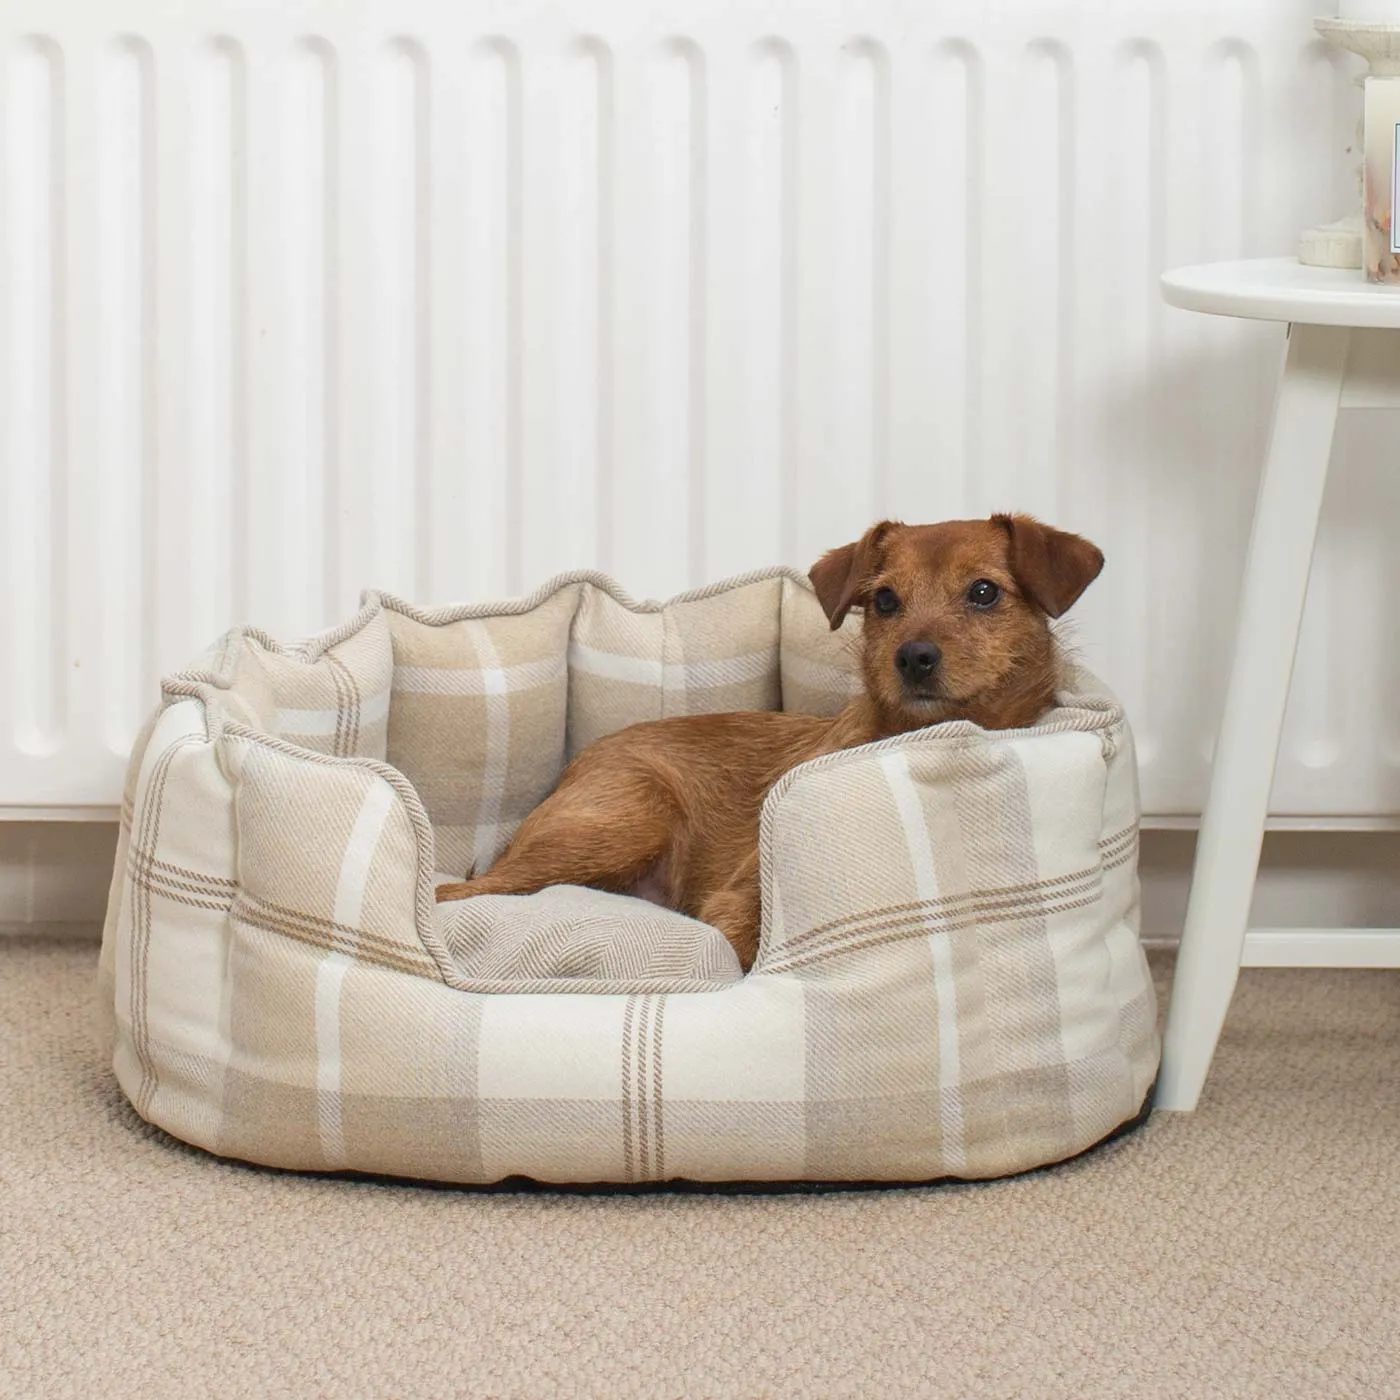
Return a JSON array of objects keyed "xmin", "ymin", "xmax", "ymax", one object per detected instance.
[{"xmin": 1156, "ymin": 323, "xmax": 1350, "ymax": 1111}]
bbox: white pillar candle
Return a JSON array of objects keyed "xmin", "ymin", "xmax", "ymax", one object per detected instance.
[{"xmin": 1363, "ymin": 75, "xmax": 1400, "ymax": 282}]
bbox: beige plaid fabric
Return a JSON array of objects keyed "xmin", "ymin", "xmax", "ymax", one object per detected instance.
[
  {"xmin": 384, "ymin": 586, "xmax": 578, "ymax": 881},
  {"xmin": 385, "ymin": 573, "xmax": 790, "ymax": 876},
  {"xmin": 778, "ymin": 575, "xmax": 865, "ymax": 716},
  {"xmin": 439, "ymin": 886, "xmax": 742, "ymax": 992},
  {"xmin": 98, "ymin": 568, "xmax": 1159, "ymax": 1186}
]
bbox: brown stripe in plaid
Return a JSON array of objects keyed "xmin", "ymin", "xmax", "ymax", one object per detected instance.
[
  {"xmin": 652, "ymin": 997, "xmax": 666, "ymax": 1179},
  {"xmin": 325, "ymin": 651, "xmax": 361, "ymax": 757},
  {"xmin": 771, "ymin": 836, "xmax": 1131, "ymax": 960},
  {"xmin": 394, "ymin": 654, "xmax": 565, "ymax": 695},
  {"xmin": 636, "ymin": 997, "xmax": 653, "ymax": 1178},
  {"xmin": 765, "ymin": 881, "xmax": 1106, "ymax": 978},
  {"xmin": 968, "ymin": 1062, "xmax": 1101, "ymax": 1181},
  {"xmin": 621, "ymin": 995, "xmax": 668, "ymax": 1181},
  {"xmin": 127, "ymin": 747, "xmax": 165, "ymax": 1118},
  {"xmin": 621, "ymin": 997, "xmax": 637, "ymax": 1179},
  {"xmin": 1101, "ymin": 825, "xmax": 1138, "ymax": 870},
  {"xmin": 127, "ymin": 848, "xmax": 237, "ymax": 899},
  {"xmin": 137, "ymin": 853, "xmax": 237, "ymax": 892},
  {"xmin": 129, "ymin": 734, "xmax": 201, "ymax": 1120},
  {"xmin": 232, "ymin": 893, "xmax": 439, "ymax": 980},
  {"xmin": 99, "ymin": 704, "xmax": 165, "ymax": 1065},
  {"xmin": 763, "ymin": 817, "xmax": 1137, "ymax": 966},
  {"xmin": 649, "ymin": 996, "xmax": 663, "ymax": 1177},
  {"xmin": 127, "ymin": 855, "xmax": 236, "ymax": 915}
]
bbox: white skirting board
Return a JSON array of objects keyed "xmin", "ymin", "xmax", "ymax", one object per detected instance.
[
  {"xmin": 0, "ymin": 822, "xmax": 119, "ymax": 933},
  {"xmin": 5, "ymin": 823, "xmax": 1400, "ymax": 954},
  {"xmin": 1238, "ymin": 930, "xmax": 1400, "ymax": 968}
]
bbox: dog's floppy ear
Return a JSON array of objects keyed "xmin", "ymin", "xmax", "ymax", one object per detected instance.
[
  {"xmin": 808, "ymin": 521, "xmax": 897, "ymax": 630},
  {"xmin": 993, "ymin": 513, "xmax": 1104, "ymax": 619}
]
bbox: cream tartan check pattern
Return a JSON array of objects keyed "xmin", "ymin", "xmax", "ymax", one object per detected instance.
[{"xmin": 98, "ymin": 568, "xmax": 1159, "ymax": 1186}]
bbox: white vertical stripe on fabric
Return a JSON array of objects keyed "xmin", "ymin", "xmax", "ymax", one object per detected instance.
[
  {"xmin": 318, "ymin": 779, "xmax": 395, "ymax": 1168},
  {"xmin": 879, "ymin": 749, "xmax": 966, "ymax": 1174},
  {"xmin": 333, "ymin": 779, "xmax": 396, "ymax": 928}
]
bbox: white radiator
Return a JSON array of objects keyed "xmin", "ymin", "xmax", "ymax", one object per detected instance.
[{"xmin": 3, "ymin": 0, "xmax": 1398, "ymax": 820}]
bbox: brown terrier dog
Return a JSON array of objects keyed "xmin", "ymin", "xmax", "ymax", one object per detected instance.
[{"xmin": 435, "ymin": 514, "xmax": 1104, "ymax": 969}]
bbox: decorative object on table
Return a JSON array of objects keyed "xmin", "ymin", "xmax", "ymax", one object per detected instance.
[{"xmin": 1311, "ymin": 1, "xmax": 1400, "ymax": 281}]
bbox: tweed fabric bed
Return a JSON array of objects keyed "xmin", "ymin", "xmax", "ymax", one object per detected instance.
[{"xmin": 97, "ymin": 568, "xmax": 1158, "ymax": 1185}]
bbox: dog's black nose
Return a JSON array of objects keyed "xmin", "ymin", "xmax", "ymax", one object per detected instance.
[{"xmin": 895, "ymin": 641, "xmax": 942, "ymax": 682}]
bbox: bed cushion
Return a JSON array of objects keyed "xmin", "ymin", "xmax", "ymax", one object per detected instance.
[{"xmin": 437, "ymin": 886, "xmax": 743, "ymax": 991}]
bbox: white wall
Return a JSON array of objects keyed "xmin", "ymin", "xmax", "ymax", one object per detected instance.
[{"xmin": 3, "ymin": 0, "xmax": 1398, "ymax": 922}]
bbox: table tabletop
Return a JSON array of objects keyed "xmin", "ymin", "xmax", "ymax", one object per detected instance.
[{"xmin": 1161, "ymin": 256, "xmax": 1400, "ymax": 329}]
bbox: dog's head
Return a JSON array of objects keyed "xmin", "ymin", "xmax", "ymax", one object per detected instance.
[{"xmin": 808, "ymin": 515, "xmax": 1104, "ymax": 733}]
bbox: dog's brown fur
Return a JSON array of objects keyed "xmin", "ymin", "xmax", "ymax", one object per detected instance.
[{"xmin": 435, "ymin": 515, "xmax": 1104, "ymax": 969}]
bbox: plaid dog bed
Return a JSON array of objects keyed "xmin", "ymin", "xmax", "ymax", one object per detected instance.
[{"xmin": 97, "ymin": 569, "xmax": 1158, "ymax": 1185}]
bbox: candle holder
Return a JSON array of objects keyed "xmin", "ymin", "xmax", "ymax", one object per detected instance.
[{"xmin": 1309, "ymin": 17, "xmax": 1400, "ymax": 283}]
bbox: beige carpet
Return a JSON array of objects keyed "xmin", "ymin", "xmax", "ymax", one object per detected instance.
[{"xmin": 2, "ymin": 937, "xmax": 1397, "ymax": 1400}]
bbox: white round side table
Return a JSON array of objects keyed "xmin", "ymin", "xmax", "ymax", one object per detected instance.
[{"xmin": 1157, "ymin": 256, "xmax": 1400, "ymax": 1111}]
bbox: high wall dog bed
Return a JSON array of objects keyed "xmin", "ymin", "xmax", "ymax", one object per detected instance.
[{"xmin": 97, "ymin": 569, "xmax": 1159, "ymax": 1187}]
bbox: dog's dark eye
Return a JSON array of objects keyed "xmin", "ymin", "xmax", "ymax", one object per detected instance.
[
  {"xmin": 966, "ymin": 579, "xmax": 1001, "ymax": 609},
  {"xmin": 872, "ymin": 587, "xmax": 900, "ymax": 617}
]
